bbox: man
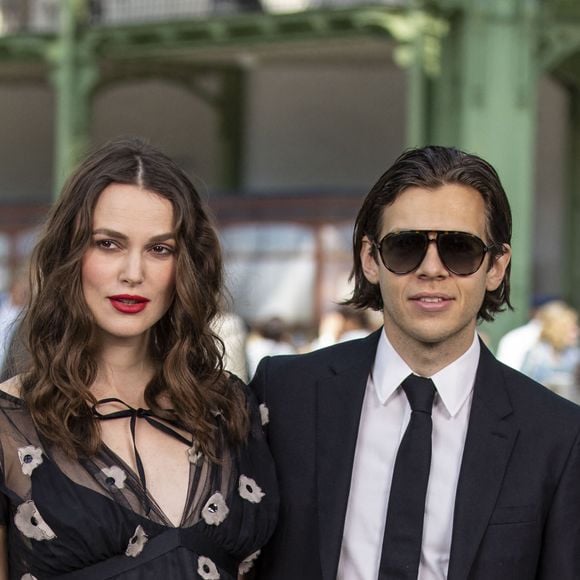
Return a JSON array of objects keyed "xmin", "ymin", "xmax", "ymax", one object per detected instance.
[
  {"xmin": 495, "ymin": 295, "xmax": 558, "ymax": 371},
  {"xmin": 250, "ymin": 146, "xmax": 580, "ymax": 579}
]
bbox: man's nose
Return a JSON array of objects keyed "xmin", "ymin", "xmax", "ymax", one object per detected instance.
[{"xmin": 415, "ymin": 238, "xmax": 448, "ymax": 277}]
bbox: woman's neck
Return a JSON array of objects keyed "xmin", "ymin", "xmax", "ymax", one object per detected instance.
[{"xmin": 91, "ymin": 342, "xmax": 155, "ymax": 407}]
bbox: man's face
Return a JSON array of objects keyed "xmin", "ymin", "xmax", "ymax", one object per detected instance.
[{"xmin": 361, "ymin": 184, "xmax": 511, "ymax": 361}]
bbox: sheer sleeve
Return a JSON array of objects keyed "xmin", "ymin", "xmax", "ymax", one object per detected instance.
[
  {"xmin": 0, "ymin": 433, "xmax": 7, "ymax": 526},
  {"xmin": 0, "ymin": 493, "xmax": 7, "ymax": 527},
  {"xmin": 0, "ymin": 390, "xmax": 40, "ymax": 518},
  {"xmin": 224, "ymin": 373, "xmax": 279, "ymax": 566}
]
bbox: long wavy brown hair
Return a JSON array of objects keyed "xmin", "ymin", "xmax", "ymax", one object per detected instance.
[{"xmin": 20, "ymin": 137, "xmax": 248, "ymax": 459}]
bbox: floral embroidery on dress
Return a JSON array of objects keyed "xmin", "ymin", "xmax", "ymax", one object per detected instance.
[
  {"xmin": 238, "ymin": 475, "xmax": 265, "ymax": 504},
  {"xmin": 21, "ymin": 574, "xmax": 38, "ymax": 580},
  {"xmin": 197, "ymin": 556, "xmax": 220, "ymax": 579},
  {"xmin": 125, "ymin": 524, "xmax": 148, "ymax": 557},
  {"xmin": 101, "ymin": 465, "xmax": 127, "ymax": 490},
  {"xmin": 187, "ymin": 441, "xmax": 203, "ymax": 465},
  {"xmin": 14, "ymin": 501, "xmax": 56, "ymax": 541},
  {"xmin": 238, "ymin": 550, "xmax": 261, "ymax": 575},
  {"xmin": 259, "ymin": 403, "xmax": 269, "ymax": 426},
  {"xmin": 17, "ymin": 446, "xmax": 43, "ymax": 476},
  {"xmin": 201, "ymin": 492, "xmax": 229, "ymax": 525}
]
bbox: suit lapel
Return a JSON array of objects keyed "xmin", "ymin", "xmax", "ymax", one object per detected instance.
[
  {"xmin": 316, "ymin": 330, "xmax": 381, "ymax": 580},
  {"xmin": 447, "ymin": 342, "xmax": 519, "ymax": 580}
]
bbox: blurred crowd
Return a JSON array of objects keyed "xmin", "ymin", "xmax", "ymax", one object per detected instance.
[
  {"xmin": 497, "ymin": 297, "xmax": 580, "ymax": 403},
  {"xmin": 214, "ymin": 305, "xmax": 379, "ymax": 382},
  {"xmin": 2, "ymin": 266, "xmax": 579, "ymax": 402},
  {"xmin": 216, "ymin": 297, "xmax": 580, "ymax": 402}
]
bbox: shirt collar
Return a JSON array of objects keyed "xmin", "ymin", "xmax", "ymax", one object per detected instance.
[{"xmin": 372, "ymin": 328, "xmax": 480, "ymax": 417}]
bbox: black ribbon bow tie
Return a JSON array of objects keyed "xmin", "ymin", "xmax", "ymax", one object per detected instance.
[{"xmin": 92, "ymin": 397, "xmax": 193, "ymax": 514}]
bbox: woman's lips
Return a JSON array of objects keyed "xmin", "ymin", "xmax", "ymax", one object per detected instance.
[{"xmin": 108, "ymin": 295, "xmax": 150, "ymax": 314}]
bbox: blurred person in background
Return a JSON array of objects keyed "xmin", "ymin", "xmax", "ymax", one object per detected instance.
[
  {"xmin": 0, "ymin": 137, "xmax": 277, "ymax": 579},
  {"xmin": 308, "ymin": 309, "xmax": 345, "ymax": 350},
  {"xmin": 309, "ymin": 306, "xmax": 375, "ymax": 351},
  {"xmin": 495, "ymin": 295, "xmax": 557, "ymax": 371},
  {"xmin": 521, "ymin": 301, "xmax": 580, "ymax": 403},
  {"xmin": 246, "ymin": 316, "xmax": 296, "ymax": 378},
  {"xmin": 0, "ymin": 264, "xmax": 29, "ymax": 377},
  {"xmin": 337, "ymin": 305, "xmax": 374, "ymax": 343},
  {"xmin": 212, "ymin": 307, "xmax": 250, "ymax": 382}
]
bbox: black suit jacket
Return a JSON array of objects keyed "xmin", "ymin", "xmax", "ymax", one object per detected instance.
[{"xmin": 249, "ymin": 329, "xmax": 580, "ymax": 579}]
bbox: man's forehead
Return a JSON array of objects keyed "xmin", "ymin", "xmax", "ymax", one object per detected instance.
[{"xmin": 376, "ymin": 184, "xmax": 488, "ymax": 236}]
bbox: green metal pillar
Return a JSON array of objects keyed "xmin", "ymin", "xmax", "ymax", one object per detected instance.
[
  {"xmin": 51, "ymin": 0, "xmax": 97, "ymax": 197},
  {"xmin": 401, "ymin": 11, "xmax": 449, "ymax": 147},
  {"xmin": 406, "ymin": 32, "xmax": 429, "ymax": 147},
  {"xmin": 430, "ymin": 0, "xmax": 539, "ymax": 347},
  {"xmin": 430, "ymin": 12, "xmax": 461, "ymax": 145},
  {"xmin": 219, "ymin": 68, "xmax": 246, "ymax": 192},
  {"xmin": 565, "ymin": 87, "xmax": 580, "ymax": 311}
]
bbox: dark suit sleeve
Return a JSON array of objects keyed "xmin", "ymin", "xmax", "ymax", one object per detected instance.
[
  {"xmin": 249, "ymin": 357, "xmax": 270, "ymax": 401},
  {"xmin": 537, "ymin": 429, "xmax": 580, "ymax": 578}
]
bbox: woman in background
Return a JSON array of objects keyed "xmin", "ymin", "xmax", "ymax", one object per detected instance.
[
  {"xmin": 0, "ymin": 137, "xmax": 277, "ymax": 579},
  {"xmin": 522, "ymin": 300, "xmax": 580, "ymax": 403}
]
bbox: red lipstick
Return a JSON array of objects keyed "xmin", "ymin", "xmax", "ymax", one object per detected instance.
[{"xmin": 108, "ymin": 295, "xmax": 150, "ymax": 314}]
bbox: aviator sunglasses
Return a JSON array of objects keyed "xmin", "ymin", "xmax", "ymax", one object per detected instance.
[{"xmin": 372, "ymin": 230, "xmax": 496, "ymax": 276}]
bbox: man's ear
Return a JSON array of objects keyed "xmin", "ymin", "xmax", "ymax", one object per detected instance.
[
  {"xmin": 486, "ymin": 243, "xmax": 511, "ymax": 292},
  {"xmin": 361, "ymin": 236, "xmax": 380, "ymax": 285}
]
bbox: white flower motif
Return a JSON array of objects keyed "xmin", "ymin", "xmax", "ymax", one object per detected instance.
[
  {"xmin": 125, "ymin": 524, "xmax": 148, "ymax": 557},
  {"xmin": 187, "ymin": 441, "xmax": 203, "ymax": 465},
  {"xmin": 17, "ymin": 446, "xmax": 43, "ymax": 476},
  {"xmin": 101, "ymin": 465, "xmax": 127, "ymax": 490},
  {"xmin": 14, "ymin": 501, "xmax": 56, "ymax": 541},
  {"xmin": 201, "ymin": 492, "xmax": 229, "ymax": 526},
  {"xmin": 238, "ymin": 550, "xmax": 261, "ymax": 575},
  {"xmin": 238, "ymin": 475, "xmax": 265, "ymax": 504},
  {"xmin": 197, "ymin": 556, "xmax": 220, "ymax": 579},
  {"xmin": 259, "ymin": 403, "xmax": 269, "ymax": 426},
  {"xmin": 21, "ymin": 574, "xmax": 38, "ymax": 580}
]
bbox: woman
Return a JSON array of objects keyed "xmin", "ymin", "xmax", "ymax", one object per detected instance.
[
  {"xmin": 0, "ymin": 138, "xmax": 278, "ymax": 579},
  {"xmin": 522, "ymin": 300, "xmax": 580, "ymax": 403}
]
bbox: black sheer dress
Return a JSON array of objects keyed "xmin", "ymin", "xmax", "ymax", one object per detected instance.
[{"xmin": 0, "ymin": 377, "xmax": 278, "ymax": 579}]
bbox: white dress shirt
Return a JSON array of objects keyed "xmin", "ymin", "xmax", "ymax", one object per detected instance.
[{"xmin": 337, "ymin": 329, "xmax": 480, "ymax": 580}]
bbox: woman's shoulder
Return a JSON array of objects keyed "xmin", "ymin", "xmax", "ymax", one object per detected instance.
[
  {"xmin": 0, "ymin": 375, "xmax": 23, "ymax": 401},
  {"xmin": 0, "ymin": 376, "xmax": 33, "ymax": 443}
]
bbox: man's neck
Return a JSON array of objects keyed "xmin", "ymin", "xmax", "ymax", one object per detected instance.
[{"xmin": 383, "ymin": 326, "xmax": 477, "ymax": 377}]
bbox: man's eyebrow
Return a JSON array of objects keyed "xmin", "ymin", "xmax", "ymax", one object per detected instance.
[{"xmin": 92, "ymin": 228, "xmax": 176, "ymax": 243}]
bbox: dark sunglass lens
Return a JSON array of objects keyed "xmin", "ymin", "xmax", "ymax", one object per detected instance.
[
  {"xmin": 381, "ymin": 233, "xmax": 427, "ymax": 274},
  {"xmin": 439, "ymin": 233, "xmax": 486, "ymax": 275}
]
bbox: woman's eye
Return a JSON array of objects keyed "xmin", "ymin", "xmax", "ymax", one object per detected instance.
[
  {"xmin": 151, "ymin": 244, "xmax": 174, "ymax": 255},
  {"xmin": 96, "ymin": 239, "xmax": 116, "ymax": 250}
]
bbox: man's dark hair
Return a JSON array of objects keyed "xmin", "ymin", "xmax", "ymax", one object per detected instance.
[{"xmin": 346, "ymin": 145, "xmax": 512, "ymax": 322}]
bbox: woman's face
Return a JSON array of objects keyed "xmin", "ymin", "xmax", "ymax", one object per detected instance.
[{"xmin": 81, "ymin": 183, "xmax": 177, "ymax": 348}]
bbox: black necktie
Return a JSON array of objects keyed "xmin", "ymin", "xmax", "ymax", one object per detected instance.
[{"xmin": 379, "ymin": 374, "xmax": 436, "ymax": 580}]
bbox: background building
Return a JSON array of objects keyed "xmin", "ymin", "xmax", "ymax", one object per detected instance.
[{"xmin": 0, "ymin": 0, "xmax": 578, "ymax": 346}]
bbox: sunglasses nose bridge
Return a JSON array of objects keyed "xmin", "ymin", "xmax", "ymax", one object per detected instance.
[{"xmin": 416, "ymin": 234, "xmax": 449, "ymax": 274}]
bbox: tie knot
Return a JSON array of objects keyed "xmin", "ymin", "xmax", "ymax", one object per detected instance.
[{"xmin": 401, "ymin": 375, "xmax": 436, "ymax": 414}]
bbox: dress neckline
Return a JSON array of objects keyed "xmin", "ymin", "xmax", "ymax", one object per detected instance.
[{"xmin": 92, "ymin": 397, "xmax": 193, "ymax": 522}]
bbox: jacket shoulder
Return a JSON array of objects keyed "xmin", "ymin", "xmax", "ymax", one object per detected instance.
[{"xmin": 260, "ymin": 330, "xmax": 380, "ymax": 375}]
